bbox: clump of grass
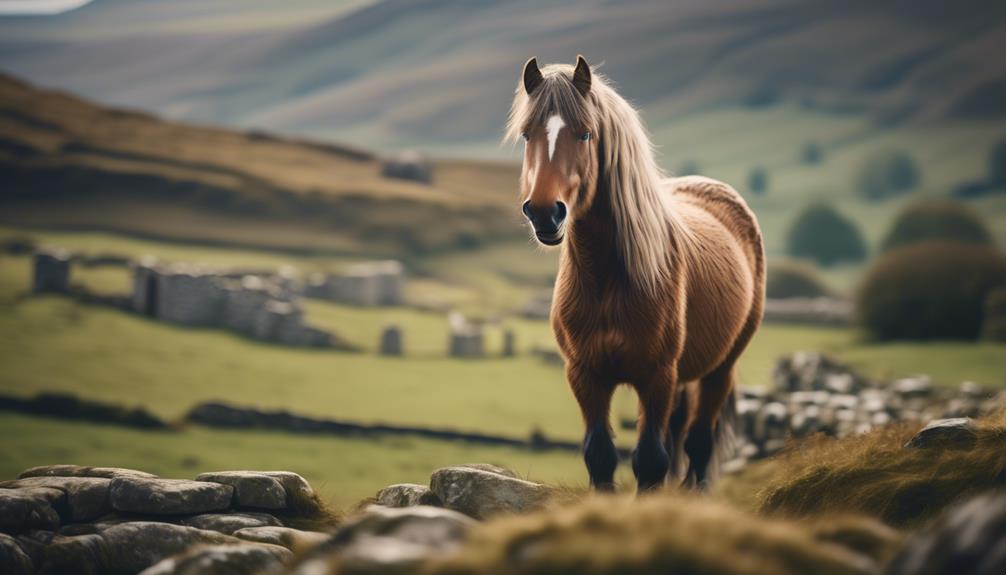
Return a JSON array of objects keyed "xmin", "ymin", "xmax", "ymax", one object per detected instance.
[
  {"xmin": 757, "ymin": 411, "xmax": 1006, "ymax": 527},
  {"xmin": 426, "ymin": 493, "xmax": 886, "ymax": 575}
]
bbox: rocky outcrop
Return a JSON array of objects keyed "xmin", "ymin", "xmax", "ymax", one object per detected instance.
[
  {"xmin": 0, "ymin": 465, "xmax": 330, "ymax": 574},
  {"xmin": 888, "ymin": 491, "xmax": 1006, "ymax": 575},
  {"xmin": 728, "ymin": 353, "xmax": 1004, "ymax": 470},
  {"xmin": 429, "ymin": 465, "xmax": 551, "ymax": 519}
]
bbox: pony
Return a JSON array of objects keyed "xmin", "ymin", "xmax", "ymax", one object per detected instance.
[{"xmin": 508, "ymin": 56, "xmax": 765, "ymax": 491}]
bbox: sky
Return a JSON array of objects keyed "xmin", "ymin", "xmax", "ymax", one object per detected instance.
[{"xmin": 0, "ymin": 0, "xmax": 92, "ymax": 14}]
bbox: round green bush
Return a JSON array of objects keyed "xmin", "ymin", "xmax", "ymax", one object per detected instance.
[
  {"xmin": 786, "ymin": 203, "xmax": 867, "ymax": 266},
  {"xmin": 766, "ymin": 262, "xmax": 831, "ymax": 299},
  {"xmin": 857, "ymin": 150, "xmax": 920, "ymax": 201},
  {"xmin": 880, "ymin": 199, "xmax": 993, "ymax": 252},
  {"xmin": 857, "ymin": 242, "xmax": 1006, "ymax": 341},
  {"xmin": 748, "ymin": 167, "xmax": 768, "ymax": 196}
]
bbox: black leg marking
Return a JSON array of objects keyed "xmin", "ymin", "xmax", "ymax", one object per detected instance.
[
  {"xmin": 684, "ymin": 423, "xmax": 714, "ymax": 488},
  {"xmin": 632, "ymin": 426, "xmax": 669, "ymax": 491},
  {"xmin": 584, "ymin": 423, "xmax": 618, "ymax": 491}
]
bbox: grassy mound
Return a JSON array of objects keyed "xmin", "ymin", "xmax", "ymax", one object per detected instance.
[
  {"xmin": 757, "ymin": 411, "xmax": 1006, "ymax": 527},
  {"xmin": 428, "ymin": 495, "xmax": 893, "ymax": 575},
  {"xmin": 766, "ymin": 261, "xmax": 832, "ymax": 299}
]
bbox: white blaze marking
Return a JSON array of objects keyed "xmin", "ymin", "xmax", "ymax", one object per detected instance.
[{"xmin": 546, "ymin": 114, "xmax": 565, "ymax": 162}]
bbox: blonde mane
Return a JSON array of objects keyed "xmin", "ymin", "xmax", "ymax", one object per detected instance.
[{"xmin": 507, "ymin": 63, "xmax": 691, "ymax": 295}]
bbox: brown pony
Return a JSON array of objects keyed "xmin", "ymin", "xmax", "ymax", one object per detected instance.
[{"xmin": 509, "ymin": 56, "xmax": 765, "ymax": 491}]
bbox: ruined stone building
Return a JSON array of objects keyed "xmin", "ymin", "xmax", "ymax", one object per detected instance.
[
  {"xmin": 304, "ymin": 260, "xmax": 405, "ymax": 307},
  {"xmin": 130, "ymin": 259, "xmax": 335, "ymax": 348}
]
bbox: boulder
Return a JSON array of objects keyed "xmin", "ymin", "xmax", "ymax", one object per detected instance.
[
  {"xmin": 338, "ymin": 505, "xmax": 473, "ymax": 550},
  {"xmin": 376, "ymin": 484, "xmax": 441, "ymax": 508},
  {"xmin": 109, "ymin": 477, "xmax": 233, "ymax": 515},
  {"xmin": 40, "ymin": 522, "xmax": 240, "ymax": 574},
  {"xmin": 195, "ymin": 471, "xmax": 288, "ymax": 510},
  {"xmin": 453, "ymin": 463, "xmax": 519, "ymax": 478},
  {"xmin": 334, "ymin": 534, "xmax": 434, "ymax": 575},
  {"xmin": 429, "ymin": 466, "xmax": 551, "ymax": 519},
  {"xmin": 138, "ymin": 543, "xmax": 291, "ymax": 575},
  {"xmin": 19, "ymin": 465, "xmax": 157, "ymax": 480},
  {"xmin": 181, "ymin": 512, "xmax": 282, "ymax": 535},
  {"xmin": 0, "ymin": 533, "xmax": 33, "ymax": 575},
  {"xmin": 904, "ymin": 418, "xmax": 979, "ymax": 449},
  {"xmin": 0, "ymin": 477, "xmax": 111, "ymax": 521},
  {"xmin": 233, "ymin": 526, "xmax": 330, "ymax": 550},
  {"xmin": 888, "ymin": 491, "xmax": 1006, "ymax": 575},
  {"xmin": 0, "ymin": 488, "xmax": 63, "ymax": 533},
  {"xmin": 292, "ymin": 505, "xmax": 473, "ymax": 575},
  {"xmin": 14, "ymin": 529, "xmax": 55, "ymax": 567}
]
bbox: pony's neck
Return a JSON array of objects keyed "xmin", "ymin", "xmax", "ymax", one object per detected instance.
[{"xmin": 564, "ymin": 183, "xmax": 629, "ymax": 287}]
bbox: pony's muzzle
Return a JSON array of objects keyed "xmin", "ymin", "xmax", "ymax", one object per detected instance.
[{"xmin": 522, "ymin": 200, "xmax": 567, "ymax": 245}]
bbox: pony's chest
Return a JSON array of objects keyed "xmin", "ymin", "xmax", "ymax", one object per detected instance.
[{"xmin": 553, "ymin": 286, "xmax": 662, "ymax": 362}]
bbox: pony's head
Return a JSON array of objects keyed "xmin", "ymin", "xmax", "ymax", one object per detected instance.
[{"xmin": 507, "ymin": 56, "xmax": 598, "ymax": 246}]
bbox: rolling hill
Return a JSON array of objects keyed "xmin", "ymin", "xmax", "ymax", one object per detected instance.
[
  {"xmin": 1, "ymin": 0, "xmax": 1004, "ymax": 157},
  {"xmin": 0, "ymin": 73, "xmax": 522, "ymax": 255}
]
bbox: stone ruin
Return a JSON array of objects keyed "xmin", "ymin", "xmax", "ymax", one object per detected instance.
[
  {"xmin": 31, "ymin": 248, "xmax": 71, "ymax": 294},
  {"xmin": 727, "ymin": 352, "xmax": 1004, "ymax": 471},
  {"xmin": 379, "ymin": 325, "xmax": 403, "ymax": 356},
  {"xmin": 521, "ymin": 291, "xmax": 552, "ymax": 320},
  {"xmin": 448, "ymin": 312, "xmax": 484, "ymax": 358},
  {"xmin": 380, "ymin": 150, "xmax": 433, "ymax": 184},
  {"xmin": 303, "ymin": 260, "xmax": 404, "ymax": 307},
  {"xmin": 131, "ymin": 259, "xmax": 336, "ymax": 348}
]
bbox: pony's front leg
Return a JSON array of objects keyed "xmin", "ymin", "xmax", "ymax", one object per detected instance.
[
  {"xmin": 632, "ymin": 367, "xmax": 676, "ymax": 491},
  {"xmin": 568, "ymin": 363, "xmax": 618, "ymax": 491}
]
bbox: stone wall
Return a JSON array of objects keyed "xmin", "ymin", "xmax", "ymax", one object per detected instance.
[
  {"xmin": 727, "ymin": 352, "xmax": 1004, "ymax": 470},
  {"xmin": 761, "ymin": 297, "xmax": 853, "ymax": 326}
]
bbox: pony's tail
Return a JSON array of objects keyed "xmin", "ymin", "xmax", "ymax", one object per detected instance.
[{"xmin": 707, "ymin": 387, "xmax": 738, "ymax": 483}]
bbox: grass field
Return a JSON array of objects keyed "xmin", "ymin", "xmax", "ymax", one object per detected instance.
[{"xmin": 0, "ymin": 413, "xmax": 597, "ymax": 509}]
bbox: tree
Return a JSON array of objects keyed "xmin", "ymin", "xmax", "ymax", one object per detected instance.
[
  {"xmin": 857, "ymin": 150, "xmax": 920, "ymax": 201},
  {"xmin": 881, "ymin": 199, "xmax": 993, "ymax": 252},
  {"xmin": 766, "ymin": 261, "xmax": 831, "ymax": 299},
  {"xmin": 857, "ymin": 242, "xmax": 1006, "ymax": 341},
  {"xmin": 748, "ymin": 167, "xmax": 768, "ymax": 196},
  {"xmin": 786, "ymin": 203, "xmax": 867, "ymax": 266}
]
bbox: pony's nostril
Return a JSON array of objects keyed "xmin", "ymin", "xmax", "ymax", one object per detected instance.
[
  {"xmin": 522, "ymin": 200, "xmax": 532, "ymax": 219},
  {"xmin": 555, "ymin": 202, "xmax": 567, "ymax": 222}
]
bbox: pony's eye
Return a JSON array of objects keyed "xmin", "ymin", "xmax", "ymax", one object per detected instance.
[
  {"xmin": 522, "ymin": 132, "xmax": 530, "ymax": 142},
  {"xmin": 579, "ymin": 132, "xmax": 591, "ymax": 141}
]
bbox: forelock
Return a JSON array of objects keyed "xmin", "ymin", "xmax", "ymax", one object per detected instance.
[{"xmin": 506, "ymin": 63, "xmax": 593, "ymax": 143}]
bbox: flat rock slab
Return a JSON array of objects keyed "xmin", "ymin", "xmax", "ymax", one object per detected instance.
[
  {"xmin": 905, "ymin": 417, "xmax": 978, "ymax": 449},
  {"xmin": 181, "ymin": 512, "xmax": 282, "ymax": 535},
  {"xmin": 138, "ymin": 542, "xmax": 292, "ymax": 575},
  {"xmin": 376, "ymin": 484, "xmax": 441, "ymax": 508},
  {"xmin": 0, "ymin": 533, "xmax": 33, "ymax": 575},
  {"xmin": 429, "ymin": 466, "xmax": 552, "ymax": 519},
  {"xmin": 110, "ymin": 477, "xmax": 233, "ymax": 515},
  {"xmin": 195, "ymin": 471, "xmax": 288, "ymax": 510},
  {"xmin": 19, "ymin": 465, "xmax": 157, "ymax": 480},
  {"xmin": 0, "ymin": 488, "xmax": 63, "ymax": 533},
  {"xmin": 233, "ymin": 525, "xmax": 330, "ymax": 550},
  {"xmin": 0, "ymin": 477, "xmax": 111, "ymax": 522},
  {"xmin": 41, "ymin": 521, "xmax": 241, "ymax": 575}
]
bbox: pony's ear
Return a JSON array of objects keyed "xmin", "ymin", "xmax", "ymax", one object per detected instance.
[
  {"xmin": 523, "ymin": 57, "xmax": 543, "ymax": 94},
  {"xmin": 572, "ymin": 55, "xmax": 591, "ymax": 96}
]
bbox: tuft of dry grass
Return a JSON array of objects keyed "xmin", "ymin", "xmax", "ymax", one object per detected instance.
[
  {"xmin": 757, "ymin": 411, "xmax": 1006, "ymax": 527},
  {"xmin": 424, "ymin": 493, "xmax": 888, "ymax": 575}
]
